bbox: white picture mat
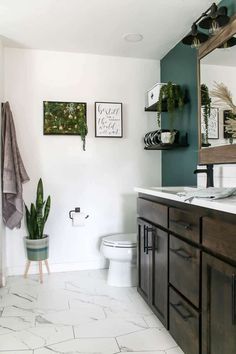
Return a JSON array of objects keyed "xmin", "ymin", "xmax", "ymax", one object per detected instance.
[{"xmin": 95, "ymin": 102, "xmax": 122, "ymax": 137}]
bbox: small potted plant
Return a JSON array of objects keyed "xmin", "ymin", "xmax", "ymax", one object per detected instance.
[
  {"xmin": 201, "ymin": 84, "xmax": 211, "ymax": 146},
  {"xmin": 24, "ymin": 179, "xmax": 51, "ymax": 262},
  {"xmin": 157, "ymin": 82, "xmax": 184, "ymax": 144}
]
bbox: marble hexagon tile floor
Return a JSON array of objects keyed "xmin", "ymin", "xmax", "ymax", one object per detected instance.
[{"xmin": 0, "ymin": 269, "xmax": 184, "ymax": 354}]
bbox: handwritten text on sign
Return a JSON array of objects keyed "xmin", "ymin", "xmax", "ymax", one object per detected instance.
[{"xmin": 95, "ymin": 102, "xmax": 122, "ymax": 137}]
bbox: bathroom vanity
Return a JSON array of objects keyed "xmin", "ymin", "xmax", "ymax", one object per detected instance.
[{"xmin": 135, "ymin": 187, "xmax": 236, "ymax": 354}]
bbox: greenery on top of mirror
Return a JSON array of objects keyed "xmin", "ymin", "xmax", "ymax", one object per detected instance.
[
  {"xmin": 201, "ymin": 84, "xmax": 211, "ymax": 144},
  {"xmin": 156, "ymin": 82, "xmax": 185, "ymax": 130},
  {"xmin": 211, "ymin": 82, "xmax": 236, "ymax": 138}
]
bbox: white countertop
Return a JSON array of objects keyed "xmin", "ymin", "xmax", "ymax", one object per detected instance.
[{"xmin": 134, "ymin": 186, "xmax": 236, "ymax": 215}]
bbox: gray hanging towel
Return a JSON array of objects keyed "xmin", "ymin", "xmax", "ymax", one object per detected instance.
[{"xmin": 1, "ymin": 102, "xmax": 30, "ymax": 229}]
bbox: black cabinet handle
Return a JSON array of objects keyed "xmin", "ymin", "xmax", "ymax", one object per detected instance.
[
  {"xmin": 143, "ymin": 225, "xmax": 147, "ymax": 253},
  {"xmin": 232, "ymin": 274, "xmax": 236, "ymax": 326},
  {"xmin": 170, "ymin": 302, "xmax": 193, "ymax": 322},
  {"xmin": 171, "ymin": 220, "xmax": 192, "ymax": 230},
  {"xmin": 144, "ymin": 226, "xmax": 154, "ymax": 255},
  {"xmin": 170, "ymin": 247, "xmax": 192, "ymax": 261}
]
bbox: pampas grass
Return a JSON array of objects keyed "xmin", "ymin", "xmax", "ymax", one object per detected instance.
[
  {"xmin": 210, "ymin": 82, "xmax": 236, "ymax": 137},
  {"xmin": 210, "ymin": 82, "xmax": 236, "ymax": 114}
]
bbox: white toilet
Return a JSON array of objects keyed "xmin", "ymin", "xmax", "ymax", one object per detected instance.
[{"xmin": 101, "ymin": 233, "xmax": 137, "ymax": 287}]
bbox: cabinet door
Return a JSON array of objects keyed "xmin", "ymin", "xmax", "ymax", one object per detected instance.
[
  {"xmin": 202, "ymin": 253, "xmax": 236, "ymax": 354},
  {"xmin": 151, "ymin": 227, "xmax": 168, "ymax": 327},
  {"xmin": 137, "ymin": 218, "xmax": 152, "ymax": 303}
]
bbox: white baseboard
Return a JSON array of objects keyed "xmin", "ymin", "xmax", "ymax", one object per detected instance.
[{"xmin": 6, "ymin": 258, "xmax": 107, "ymax": 276}]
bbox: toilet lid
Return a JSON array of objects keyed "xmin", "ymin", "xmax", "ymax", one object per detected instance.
[{"xmin": 103, "ymin": 233, "xmax": 137, "ymax": 247}]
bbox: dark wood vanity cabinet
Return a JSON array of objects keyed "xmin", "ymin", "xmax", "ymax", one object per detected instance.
[
  {"xmin": 137, "ymin": 195, "xmax": 236, "ymax": 354},
  {"xmin": 137, "ymin": 216, "xmax": 168, "ymax": 327},
  {"xmin": 202, "ymin": 253, "xmax": 236, "ymax": 354}
]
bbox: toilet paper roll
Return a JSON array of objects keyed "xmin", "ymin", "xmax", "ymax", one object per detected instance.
[{"xmin": 72, "ymin": 213, "xmax": 85, "ymax": 227}]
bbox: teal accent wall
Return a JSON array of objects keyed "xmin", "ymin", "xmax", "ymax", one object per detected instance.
[
  {"xmin": 161, "ymin": 44, "xmax": 198, "ymax": 186},
  {"xmin": 160, "ymin": 0, "xmax": 236, "ymax": 186}
]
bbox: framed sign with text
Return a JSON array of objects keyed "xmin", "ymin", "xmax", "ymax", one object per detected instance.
[{"xmin": 95, "ymin": 102, "xmax": 123, "ymax": 138}]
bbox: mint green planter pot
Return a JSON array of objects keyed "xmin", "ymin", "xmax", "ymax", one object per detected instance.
[{"xmin": 24, "ymin": 235, "xmax": 49, "ymax": 261}]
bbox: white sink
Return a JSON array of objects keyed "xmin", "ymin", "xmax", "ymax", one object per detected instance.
[{"xmin": 150, "ymin": 186, "xmax": 197, "ymax": 195}]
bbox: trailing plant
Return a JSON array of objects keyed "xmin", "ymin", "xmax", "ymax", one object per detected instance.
[
  {"xmin": 201, "ymin": 84, "xmax": 211, "ymax": 143},
  {"xmin": 78, "ymin": 117, "xmax": 88, "ymax": 151},
  {"xmin": 210, "ymin": 82, "xmax": 236, "ymax": 138},
  {"xmin": 156, "ymin": 82, "xmax": 184, "ymax": 130},
  {"xmin": 25, "ymin": 179, "xmax": 51, "ymax": 240}
]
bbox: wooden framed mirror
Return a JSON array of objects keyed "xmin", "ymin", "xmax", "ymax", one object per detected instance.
[{"xmin": 198, "ymin": 15, "xmax": 236, "ymax": 164}]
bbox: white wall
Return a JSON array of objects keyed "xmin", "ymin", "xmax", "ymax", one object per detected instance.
[
  {"xmin": 0, "ymin": 38, "xmax": 6, "ymax": 286},
  {"xmin": 4, "ymin": 48, "xmax": 161, "ymax": 275}
]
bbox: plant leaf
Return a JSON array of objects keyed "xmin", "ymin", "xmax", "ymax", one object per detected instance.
[
  {"xmin": 36, "ymin": 178, "xmax": 44, "ymax": 211},
  {"xmin": 43, "ymin": 196, "xmax": 51, "ymax": 225}
]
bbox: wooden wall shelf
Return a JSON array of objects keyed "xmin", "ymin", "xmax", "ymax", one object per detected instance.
[
  {"xmin": 145, "ymin": 99, "xmax": 188, "ymax": 112},
  {"xmin": 144, "ymin": 143, "xmax": 189, "ymax": 150}
]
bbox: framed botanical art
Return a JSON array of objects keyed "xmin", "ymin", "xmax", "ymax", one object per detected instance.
[
  {"xmin": 95, "ymin": 102, "xmax": 123, "ymax": 138},
  {"xmin": 223, "ymin": 110, "xmax": 235, "ymax": 139},
  {"xmin": 43, "ymin": 101, "xmax": 87, "ymax": 135},
  {"xmin": 201, "ymin": 107, "xmax": 219, "ymax": 139}
]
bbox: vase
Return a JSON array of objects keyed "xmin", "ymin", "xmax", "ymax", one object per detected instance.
[{"xmin": 24, "ymin": 235, "xmax": 49, "ymax": 261}]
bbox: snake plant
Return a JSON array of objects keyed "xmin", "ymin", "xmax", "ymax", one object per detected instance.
[{"xmin": 25, "ymin": 179, "xmax": 51, "ymax": 239}]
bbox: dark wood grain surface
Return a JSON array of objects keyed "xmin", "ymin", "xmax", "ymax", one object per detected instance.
[
  {"xmin": 169, "ymin": 287, "xmax": 199, "ymax": 354},
  {"xmin": 169, "ymin": 235, "xmax": 200, "ymax": 308}
]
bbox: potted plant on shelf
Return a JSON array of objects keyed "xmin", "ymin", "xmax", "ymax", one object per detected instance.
[
  {"xmin": 156, "ymin": 81, "xmax": 185, "ymax": 144},
  {"xmin": 201, "ymin": 84, "xmax": 211, "ymax": 146},
  {"xmin": 24, "ymin": 179, "xmax": 51, "ymax": 280}
]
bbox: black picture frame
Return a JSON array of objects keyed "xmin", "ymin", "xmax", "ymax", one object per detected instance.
[
  {"xmin": 95, "ymin": 102, "xmax": 123, "ymax": 138},
  {"xmin": 223, "ymin": 110, "xmax": 234, "ymax": 139},
  {"xmin": 201, "ymin": 107, "xmax": 219, "ymax": 140},
  {"xmin": 43, "ymin": 101, "xmax": 87, "ymax": 135}
]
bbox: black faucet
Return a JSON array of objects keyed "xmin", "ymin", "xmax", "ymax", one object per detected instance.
[{"xmin": 194, "ymin": 164, "xmax": 214, "ymax": 188}]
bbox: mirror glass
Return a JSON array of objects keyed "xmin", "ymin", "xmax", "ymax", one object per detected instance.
[{"xmin": 200, "ymin": 34, "xmax": 236, "ymax": 148}]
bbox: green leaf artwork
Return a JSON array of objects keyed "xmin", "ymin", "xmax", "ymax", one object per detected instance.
[{"xmin": 43, "ymin": 101, "xmax": 88, "ymax": 150}]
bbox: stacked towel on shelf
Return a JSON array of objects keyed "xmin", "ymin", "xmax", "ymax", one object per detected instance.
[{"xmin": 144, "ymin": 130, "xmax": 160, "ymax": 148}]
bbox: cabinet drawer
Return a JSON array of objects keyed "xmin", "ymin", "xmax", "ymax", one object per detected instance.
[
  {"xmin": 169, "ymin": 207, "xmax": 200, "ymax": 243},
  {"xmin": 169, "ymin": 235, "xmax": 200, "ymax": 307},
  {"xmin": 137, "ymin": 198, "xmax": 168, "ymax": 228},
  {"xmin": 169, "ymin": 287, "xmax": 199, "ymax": 354},
  {"xmin": 202, "ymin": 217, "xmax": 236, "ymax": 262}
]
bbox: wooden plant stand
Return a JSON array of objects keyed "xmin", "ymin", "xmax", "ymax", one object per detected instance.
[{"xmin": 24, "ymin": 260, "xmax": 50, "ymax": 283}]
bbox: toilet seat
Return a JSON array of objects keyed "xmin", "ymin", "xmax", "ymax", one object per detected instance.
[{"xmin": 102, "ymin": 233, "xmax": 137, "ymax": 248}]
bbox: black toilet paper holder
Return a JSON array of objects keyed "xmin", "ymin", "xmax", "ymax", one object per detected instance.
[{"xmin": 69, "ymin": 207, "xmax": 89, "ymax": 220}]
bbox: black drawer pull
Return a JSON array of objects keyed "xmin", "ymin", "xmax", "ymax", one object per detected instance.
[
  {"xmin": 171, "ymin": 220, "xmax": 192, "ymax": 230},
  {"xmin": 170, "ymin": 302, "xmax": 193, "ymax": 321},
  {"xmin": 232, "ymin": 273, "xmax": 236, "ymax": 326},
  {"xmin": 170, "ymin": 247, "xmax": 192, "ymax": 261}
]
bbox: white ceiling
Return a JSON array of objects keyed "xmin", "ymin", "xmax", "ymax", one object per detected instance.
[{"xmin": 0, "ymin": 0, "xmax": 215, "ymax": 59}]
